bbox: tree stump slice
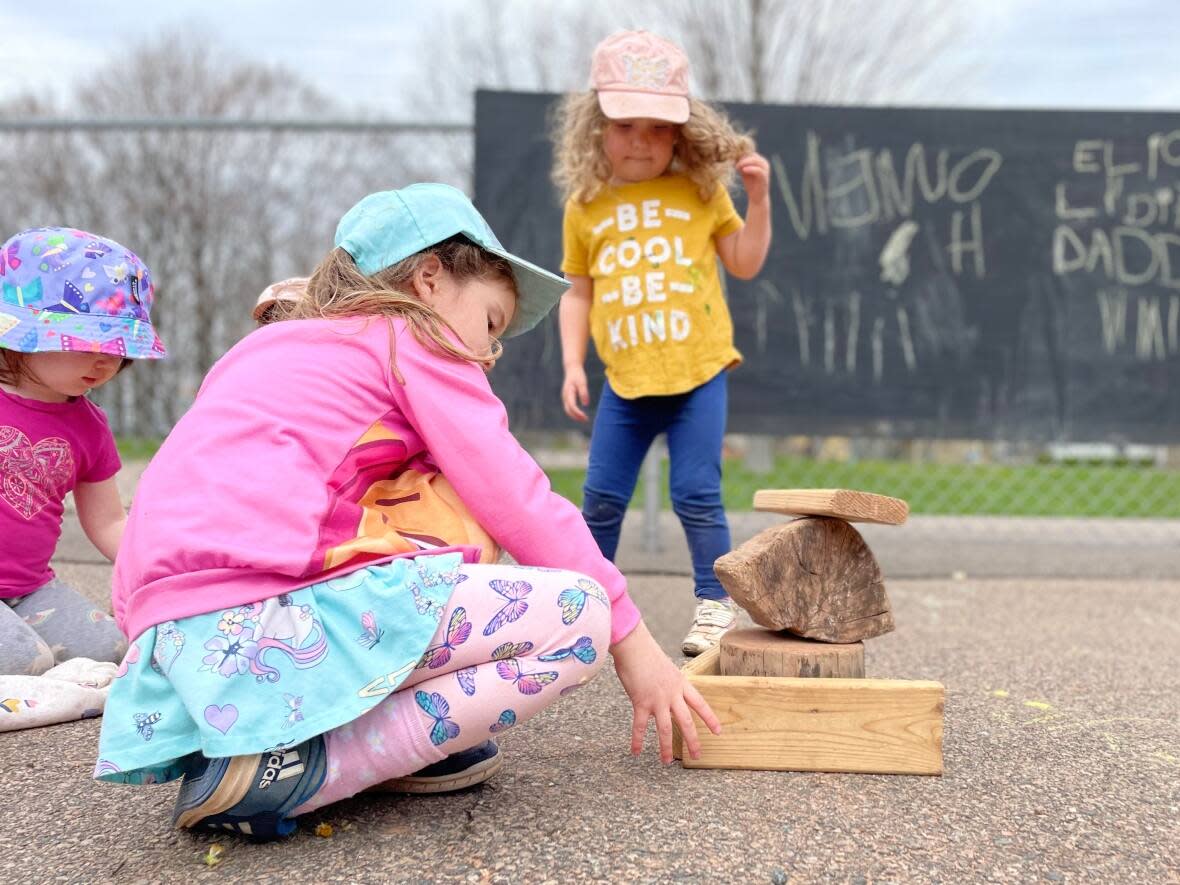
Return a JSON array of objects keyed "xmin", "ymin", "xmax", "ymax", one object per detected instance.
[
  {"xmin": 753, "ymin": 489, "xmax": 909, "ymax": 525},
  {"xmin": 720, "ymin": 629, "xmax": 865, "ymax": 678},
  {"xmin": 713, "ymin": 516, "xmax": 895, "ymax": 642}
]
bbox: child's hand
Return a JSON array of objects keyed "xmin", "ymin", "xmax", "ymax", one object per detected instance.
[
  {"xmin": 736, "ymin": 152, "xmax": 771, "ymax": 204},
  {"xmin": 561, "ymin": 365, "xmax": 591, "ymax": 423},
  {"xmin": 610, "ymin": 621, "xmax": 721, "ymax": 763}
]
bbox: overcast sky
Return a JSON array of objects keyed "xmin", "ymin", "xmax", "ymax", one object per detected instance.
[{"xmin": 2, "ymin": 0, "xmax": 1179, "ymax": 116}]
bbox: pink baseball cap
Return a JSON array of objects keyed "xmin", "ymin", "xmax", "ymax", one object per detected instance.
[
  {"xmin": 590, "ymin": 30, "xmax": 691, "ymax": 124},
  {"xmin": 252, "ymin": 276, "xmax": 308, "ymax": 321}
]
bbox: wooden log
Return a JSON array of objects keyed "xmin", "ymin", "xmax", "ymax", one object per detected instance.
[
  {"xmin": 672, "ymin": 649, "xmax": 942, "ymax": 774},
  {"xmin": 720, "ymin": 628, "xmax": 865, "ymax": 678},
  {"xmin": 753, "ymin": 488, "xmax": 908, "ymax": 525},
  {"xmin": 713, "ymin": 517, "xmax": 895, "ymax": 642}
]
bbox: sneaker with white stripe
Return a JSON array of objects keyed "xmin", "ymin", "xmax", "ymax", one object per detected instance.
[
  {"xmin": 171, "ymin": 736, "xmax": 326, "ymax": 840},
  {"xmin": 680, "ymin": 598, "xmax": 738, "ymax": 657}
]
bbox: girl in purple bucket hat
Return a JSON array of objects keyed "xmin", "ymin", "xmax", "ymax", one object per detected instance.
[{"xmin": 0, "ymin": 226, "xmax": 166, "ymax": 679}]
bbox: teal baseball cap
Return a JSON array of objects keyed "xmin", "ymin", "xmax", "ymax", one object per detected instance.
[{"xmin": 334, "ymin": 183, "xmax": 568, "ymax": 338}]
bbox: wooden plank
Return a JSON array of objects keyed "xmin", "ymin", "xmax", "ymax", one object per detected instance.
[
  {"xmin": 682, "ymin": 644, "xmax": 722, "ymax": 677},
  {"xmin": 752, "ymin": 489, "xmax": 909, "ymax": 525},
  {"xmin": 679, "ymin": 674, "xmax": 944, "ymax": 775}
]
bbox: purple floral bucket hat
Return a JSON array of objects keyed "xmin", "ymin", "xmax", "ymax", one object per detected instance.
[{"xmin": 0, "ymin": 226, "xmax": 166, "ymax": 359}]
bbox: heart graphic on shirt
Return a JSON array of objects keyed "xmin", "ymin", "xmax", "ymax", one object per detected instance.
[
  {"xmin": 0, "ymin": 427, "xmax": 74, "ymax": 519},
  {"xmin": 204, "ymin": 703, "xmax": 239, "ymax": 734}
]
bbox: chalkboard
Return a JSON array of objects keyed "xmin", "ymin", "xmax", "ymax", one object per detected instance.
[{"xmin": 475, "ymin": 89, "xmax": 1180, "ymax": 442}]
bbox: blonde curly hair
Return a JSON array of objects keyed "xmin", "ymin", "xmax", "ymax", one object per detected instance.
[
  {"xmin": 550, "ymin": 91, "xmax": 755, "ymax": 204},
  {"xmin": 293, "ymin": 237, "xmax": 518, "ymax": 374}
]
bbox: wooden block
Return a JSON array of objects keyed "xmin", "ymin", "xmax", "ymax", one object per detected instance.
[
  {"xmin": 714, "ymin": 517, "xmax": 895, "ymax": 642},
  {"xmin": 753, "ymin": 489, "xmax": 909, "ymax": 525},
  {"xmin": 672, "ymin": 651, "xmax": 943, "ymax": 775},
  {"xmin": 720, "ymin": 628, "xmax": 865, "ymax": 678}
]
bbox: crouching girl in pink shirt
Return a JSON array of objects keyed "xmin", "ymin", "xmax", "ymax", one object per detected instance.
[{"xmin": 95, "ymin": 184, "xmax": 719, "ymax": 840}]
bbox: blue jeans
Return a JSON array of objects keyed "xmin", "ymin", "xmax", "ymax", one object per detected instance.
[{"xmin": 582, "ymin": 370, "xmax": 731, "ymax": 601}]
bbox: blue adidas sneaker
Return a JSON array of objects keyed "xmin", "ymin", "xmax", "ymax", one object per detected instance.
[
  {"xmin": 373, "ymin": 740, "xmax": 502, "ymax": 794},
  {"xmin": 172, "ymin": 736, "xmax": 327, "ymax": 840}
]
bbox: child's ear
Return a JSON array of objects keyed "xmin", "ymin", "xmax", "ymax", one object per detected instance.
[{"xmin": 411, "ymin": 254, "xmax": 445, "ymax": 301}]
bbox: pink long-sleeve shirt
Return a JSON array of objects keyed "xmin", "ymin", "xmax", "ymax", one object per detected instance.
[{"xmin": 113, "ymin": 317, "xmax": 641, "ymax": 645}]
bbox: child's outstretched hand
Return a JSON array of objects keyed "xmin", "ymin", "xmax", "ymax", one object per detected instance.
[
  {"xmin": 736, "ymin": 152, "xmax": 771, "ymax": 204},
  {"xmin": 610, "ymin": 620, "xmax": 721, "ymax": 763},
  {"xmin": 562, "ymin": 365, "xmax": 591, "ymax": 423}
]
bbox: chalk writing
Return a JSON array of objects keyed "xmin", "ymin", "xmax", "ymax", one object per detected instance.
[{"xmin": 772, "ymin": 133, "xmax": 1002, "ymax": 241}]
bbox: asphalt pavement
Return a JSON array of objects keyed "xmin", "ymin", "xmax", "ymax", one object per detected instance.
[{"xmin": 2, "ymin": 503, "xmax": 1178, "ymax": 883}]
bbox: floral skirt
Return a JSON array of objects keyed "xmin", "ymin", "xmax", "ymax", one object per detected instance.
[{"xmin": 94, "ymin": 552, "xmax": 468, "ymax": 785}]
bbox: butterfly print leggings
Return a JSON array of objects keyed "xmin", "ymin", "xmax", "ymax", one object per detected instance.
[{"xmin": 296, "ymin": 563, "xmax": 612, "ymax": 812}]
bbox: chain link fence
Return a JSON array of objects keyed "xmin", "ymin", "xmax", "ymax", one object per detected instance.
[{"xmin": 4, "ymin": 118, "xmax": 1179, "ymax": 566}]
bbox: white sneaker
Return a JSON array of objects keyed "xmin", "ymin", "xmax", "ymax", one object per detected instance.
[{"xmin": 681, "ymin": 599, "xmax": 737, "ymax": 657}]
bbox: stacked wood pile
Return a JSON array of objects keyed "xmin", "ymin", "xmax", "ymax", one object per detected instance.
[
  {"xmin": 671, "ymin": 488, "xmax": 944, "ymax": 776},
  {"xmin": 713, "ymin": 489, "xmax": 907, "ymax": 678}
]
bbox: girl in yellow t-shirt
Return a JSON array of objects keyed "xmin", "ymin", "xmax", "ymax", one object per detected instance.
[{"xmin": 552, "ymin": 30, "xmax": 772, "ymax": 656}]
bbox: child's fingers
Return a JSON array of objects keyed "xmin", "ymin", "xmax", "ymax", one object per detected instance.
[
  {"xmin": 737, "ymin": 154, "xmax": 770, "ymax": 176},
  {"xmin": 672, "ymin": 696, "xmax": 703, "ymax": 759},
  {"xmin": 685, "ymin": 683, "xmax": 722, "ymax": 735},
  {"xmin": 630, "ymin": 707, "xmax": 650, "ymax": 756},
  {"xmin": 562, "ymin": 380, "xmax": 590, "ymax": 422},
  {"xmin": 739, "ymin": 161, "xmax": 769, "ymax": 179},
  {"xmin": 655, "ymin": 707, "xmax": 676, "ymax": 764}
]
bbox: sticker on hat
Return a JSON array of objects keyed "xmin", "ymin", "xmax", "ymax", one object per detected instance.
[{"xmin": 590, "ymin": 30, "xmax": 692, "ymax": 124}]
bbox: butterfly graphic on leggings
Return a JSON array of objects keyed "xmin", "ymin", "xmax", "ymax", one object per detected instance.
[
  {"xmin": 455, "ymin": 667, "xmax": 477, "ymax": 697},
  {"xmin": 557, "ymin": 578, "xmax": 609, "ymax": 625},
  {"xmin": 538, "ymin": 636, "xmax": 597, "ymax": 665},
  {"xmin": 417, "ymin": 607, "xmax": 472, "ymax": 669},
  {"xmin": 482, "ymin": 580, "xmax": 532, "ymax": 636},
  {"xmin": 490, "ymin": 640, "xmax": 534, "ymax": 661},
  {"xmin": 489, "ymin": 709, "xmax": 517, "ymax": 734},
  {"xmin": 415, "ymin": 690, "xmax": 460, "ymax": 745},
  {"xmin": 495, "ymin": 658, "xmax": 558, "ymax": 696}
]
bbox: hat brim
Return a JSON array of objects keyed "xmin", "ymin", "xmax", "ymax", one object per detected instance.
[
  {"xmin": 0, "ymin": 303, "xmax": 166, "ymax": 359},
  {"xmin": 598, "ymin": 90, "xmax": 690, "ymax": 124},
  {"xmin": 485, "ymin": 247, "xmax": 570, "ymax": 338}
]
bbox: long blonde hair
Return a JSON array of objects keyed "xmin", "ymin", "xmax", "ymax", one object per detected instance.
[
  {"xmin": 550, "ymin": 91, "xmax": 755, "ymax": 204},
  {"xmin": 294, "ymin": 237, "xmax": 518, "ymax": 374}
]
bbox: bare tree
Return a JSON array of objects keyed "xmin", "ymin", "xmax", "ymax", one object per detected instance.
[
  {"xmin": 0, "ymin": 32, "xmax": 427, "ymax": 435},
  {"xmin": 411, "ymin": 0, "xmax": 970, "ymax": 108},
  {"xmin": 628, "ymin": 0, "xmax": 968, "ymax": 104}
]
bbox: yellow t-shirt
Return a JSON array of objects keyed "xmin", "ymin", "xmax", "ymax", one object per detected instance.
[{"xmin": 561, "ymin": 175, "xmax": 744, "ymax": 398}]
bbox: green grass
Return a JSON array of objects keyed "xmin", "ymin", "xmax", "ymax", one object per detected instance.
[
  {"xmin": 544, "ymin": 455, "xmax": 1180, "ymax": 518},
  {"xmin": 119, "ymin": 436, "xmax": 1180, "ymax": 517},
  {"xmin": 116, "ymin": 437, "xmax": 163, "ymax": 461}
]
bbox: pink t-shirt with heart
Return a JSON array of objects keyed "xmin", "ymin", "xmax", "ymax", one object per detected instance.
[{"xmin": 0, "ymin": 387, "xmax": 120, "ymax": 597}]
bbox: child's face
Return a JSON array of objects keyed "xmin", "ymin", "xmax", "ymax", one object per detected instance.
[
  {"xmin": 603, "ymin": 117, "xmax": 678, "ymax": 184},
  {"xmin": 423, "ymin": 270, "xmax": 517, "ymax": 368},
  {"xmin": 15, "ymin": 351, "xmax": 123, "ymax": 402}
]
